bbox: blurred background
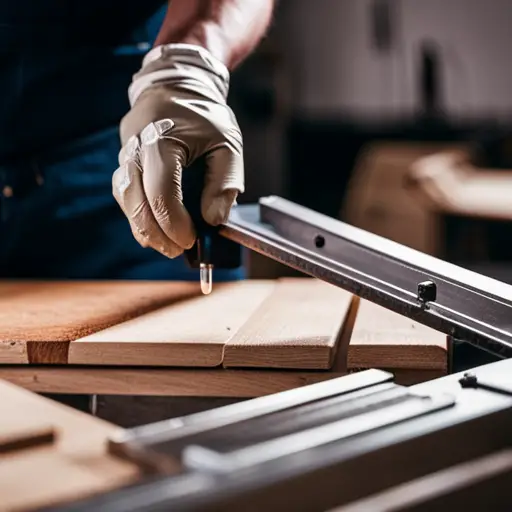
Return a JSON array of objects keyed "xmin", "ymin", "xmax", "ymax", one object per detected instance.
[{"xmin": 225, "ymin": 0, "xmax": 512, "ymax": 281}]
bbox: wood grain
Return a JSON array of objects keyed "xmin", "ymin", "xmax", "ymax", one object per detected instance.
[
  {"xmin": 0, "ymin": 367, "xmax": 341, "ymax": 397},
  {"xmin": 223, "ymin": 279, "xmax": 355, "ymax": 369},
  {"xmin": 69, "ymin": 281, "xmax": 275, "ymax": 367},
  {"xmin": 0, "ymin": 378, "xmax": 139, "ymax": 511},
  {"xmin": 0, "ymin": 280, "xmax": 200, "ymax": 364},
  {"xmin": 0, "ymin": 280, "xmax": 448, "ymax": 374},
  {"xmin": 348, "ymin": 300, "xmax": 448, "ymax": 370},
  {"xmin": 0, "ymin": 340, "xmax": 26, "ymax": 364}
]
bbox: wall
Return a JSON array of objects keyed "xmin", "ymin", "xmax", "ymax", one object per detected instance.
[{"xmin": 281, "ymin": 0, "xmax": 512, "ymax": 120}]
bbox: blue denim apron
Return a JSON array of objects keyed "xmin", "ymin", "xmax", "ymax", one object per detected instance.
[{"xmin": 0, "ymin": 2, "xmax": 245, "ymax": 280}]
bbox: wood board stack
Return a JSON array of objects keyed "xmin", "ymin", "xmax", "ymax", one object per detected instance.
[{"xmin": 0, "ymin": 278, "xmax": 447, "ymax": 395}]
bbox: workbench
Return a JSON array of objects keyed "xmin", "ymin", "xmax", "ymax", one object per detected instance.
[{"xmin": 0, "ymin": 278, "xmax": 447, "ymax": 426}]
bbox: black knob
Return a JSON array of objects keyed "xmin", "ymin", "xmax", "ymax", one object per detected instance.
[{"xmin": 417, "ymin": 280, "xmax": 437, "ymax": 303}]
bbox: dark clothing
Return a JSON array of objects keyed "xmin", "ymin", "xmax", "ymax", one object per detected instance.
[
  {"xmin": 0, "ymin": 1, "xmax": 165, "ymax": 159},
  {"xmin": 0, "ymin": 125, "xmax": 245, "ymax": 280},
  {"xmin": 0, "ymin": 2, "xmax": 245, "ymax": 280}
]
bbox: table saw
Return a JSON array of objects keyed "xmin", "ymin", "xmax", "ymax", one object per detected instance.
[
  {"xmin": 2, "ymin": 196, "xmax": 512, "ymax": 510},
  {"xmin": 0, "ymin": 199, "xmax": 459, "ymax": 426},
  {"xmin": 4, "ymin": 358, "xmax": 509, "ymax": 512}
]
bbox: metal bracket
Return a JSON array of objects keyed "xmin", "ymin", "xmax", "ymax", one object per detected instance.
[{"xmin": 220, "ymin": 196, "xmax": 512, "ymax": 359}]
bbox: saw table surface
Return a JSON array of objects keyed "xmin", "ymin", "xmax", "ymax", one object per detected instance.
[{"xmin": 0, "ymin": 279, "xmax": 447, "ymax": 396}]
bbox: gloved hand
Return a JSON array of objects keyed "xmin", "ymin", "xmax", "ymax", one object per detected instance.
[{"xmin": 113, "ymin": 43, "xmax": 244, "ymax": 259}]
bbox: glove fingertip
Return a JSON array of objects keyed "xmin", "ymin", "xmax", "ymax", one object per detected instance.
[{"xmin": 201, "ymin": 190, "xmax": 238, "ymax": 226}]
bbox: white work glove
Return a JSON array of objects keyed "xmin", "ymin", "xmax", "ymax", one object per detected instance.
[{"xmin": 113, "ymin": 43, "xmax": 244, "ymax": 258}]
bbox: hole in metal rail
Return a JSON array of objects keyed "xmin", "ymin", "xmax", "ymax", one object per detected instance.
[{"xmin": 314, "ymin": 235, "xmax": 325, "ymax": 248}]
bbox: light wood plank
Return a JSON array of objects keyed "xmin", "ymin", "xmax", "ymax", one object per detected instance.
[
  {"xmin": 0, "ymin": 280, "xmax": 200, "ymax": 363},
  {"xmin": 348, "ymin": 300, "xmax": 448, "ymax": 371},
  {"xmin": 0, "ymin": 379, "xmax": 138, "ymax": 510},
  {"xmin": 0, "ymin": 280, "xmax": 448, "ymax": 374},
  {"xmin": 223, "ymin": 278, "xmax": 355, "ymax": 369},
  {"xmin": 0, "ymin": 367, "xmax": 438, "ymax": 397},
  {"xmin": 0, "ymin": 367, "xmax": 341, "ymax": 397},
  {"xmin": 409, "ymin": 150, "xmax": 512, "ymax": 221},
  {"xmin": 0, "ymin": 340, "xmax": 27, "ymax": 364},
  {"xmin": 69, "ymin": 281, "xmax": 276, "ymax": 367}
]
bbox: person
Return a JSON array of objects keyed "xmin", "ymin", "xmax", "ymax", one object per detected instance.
[{"xmin": 0, "ymin": 0, "xmax": 274, "ymax": 280}]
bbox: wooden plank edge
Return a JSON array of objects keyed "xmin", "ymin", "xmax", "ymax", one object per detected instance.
[
  {"xmin": 331, "ymin": 296, "xmax": 360, "ymax": 372},
  {"xmin": 347, "ymin": 340, "xmax": 448, "ymax": 371},
  {"xmin": 222, "ymin": 294, "xmax": 359, "ymax": 371},
  {"xmin": 0, "ymin": 367, "xmax": 343, "ymax": 398},
  {"xmin": 68, "ymin": 342, "xmax": 224, "ymax": 368}
]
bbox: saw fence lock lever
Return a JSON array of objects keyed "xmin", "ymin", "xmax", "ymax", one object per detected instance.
[{"xmin": 417, "ymin": 280, "xmax": 437, "ymax": 306}]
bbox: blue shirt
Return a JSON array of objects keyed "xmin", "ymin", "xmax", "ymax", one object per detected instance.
[{"xmin": 0, "ymin": 1, "xmax": 166, "ymax": 160}]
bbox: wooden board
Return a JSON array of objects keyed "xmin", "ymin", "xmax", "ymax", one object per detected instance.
[
  {"xmin": 69, "ymin": 281, "xmax": 275, "ymax": 367},
  {"xmin": 0, "ymin": 280, "xmax": 200, "ymax": 364},
  {"xmin": 408, "ymin": 150, "xmax": 512, "ymax": 221},
  {"xmin": 70, "ymin": 278, "xmax": 354, "ymax": 370},
  {"xmin": 1, "ymin": 363, "xmax": 57, "ymax": 455},
  {"xmin": 0, "ymin": 379, "xmax": 138, "ymax": 511},
  {"xmin": 223, "ymin": 279, "xmax": 355, "ymax": 369},
  {"xmin": 0, "ymin": 279, "xmax": 448, "ymax": 373},
  {"xmin": 0, "ymin": 367, "xmax": 340, "ymax": 397},
  {"xmin": 348, "ymin": 300, "xmax": 447, "ymax": 371}
]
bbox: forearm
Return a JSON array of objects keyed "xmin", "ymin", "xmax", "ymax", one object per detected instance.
[{"xmin": 154, "ymin": 0, "xmax": 275, "ymax": 69}]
